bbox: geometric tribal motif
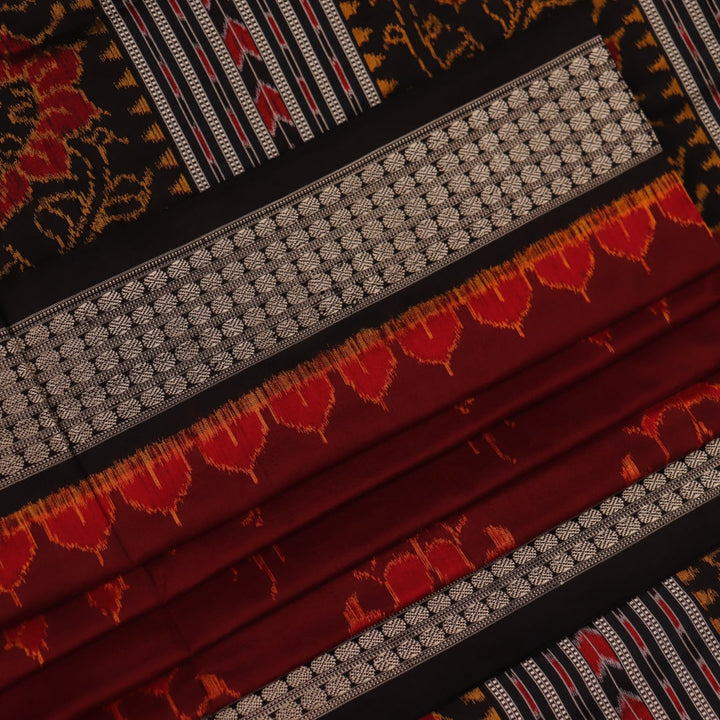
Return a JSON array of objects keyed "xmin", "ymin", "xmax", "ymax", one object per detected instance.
[
  {"xmin": 210, "ymin": 439, "xmax": 720, "ymax": 720},
  {"xmin": 338, "ymin": 0, "xmax": 720, "ymax": 228},
  {"xmin": 456, "ymin": 576, "xmax": 720, "ymax": 719},
  {"xmin": 98, "ymin": 0, "xmax": 380, "ymax": 189},
  {"xmin": 0, "ymin": 36, "xmax": 659, "ymax": 488}
]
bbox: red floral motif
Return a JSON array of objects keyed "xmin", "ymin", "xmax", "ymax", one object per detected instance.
[
  {"xmin": 594, "ymin": 206, "xmax": 656, "ymax": 270},
  {"xmin": 532, "ymin": 236, "xmax": 595, "ymax": 299},
  {"xmin": 0, "ymin": 31, "xmax": 99, "ymax": 226},
  {"xmin": 117, "ymin": 448, "xmax": 193, "ymax": 524},
  {"xmin": 625, "ymin": 381, "xmax": 720, "ymax": 461},
  {"xmin": 40, "ymin": 490, "xmax": 115, "ymax": 563},
  {"xmin": 337, "ymin": 340, "xmax": 397, "ymax": 406},
  {"xmin": 465, "ymin": 268, "xmax": 533, "ymax": 336},
  {"xmin": 268, "ymin": 375, "xmax": 336, "ymax": 440},
  {"xmin": 196, "ymin": 409, "xmax": 268, "ymax": 482},
  {"xmin": 396, "ymin": 308, "xmax": 462, "ymax": 372}
]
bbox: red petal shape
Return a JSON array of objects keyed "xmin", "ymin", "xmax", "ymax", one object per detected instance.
[
  {"xmin": 196, "ymin": 410, "xmax": 268, "ymax": 482},
  {"xmin": 0, "ymin": 34, "xmax": 30, "ymax": 62},
  {"xmin": 422, "ymin": 537, "xmax": 473, "ymax": 584},
  {"xmin": 0, "ymin": 168, "xmax": 31, "ymax": 225},
  {"xmin": 532, "ymin": 238, "xmax": 595, "ymax": 299},
  {"xmin": 337, "ymin": 341, "xmax": 397, "ymax": 405},
  {"xmin": 118, "ymin": 449, "xmax": 192, "ymax": 524},
  {"xmin": 86, "ymin": 576, "xmax": 130, "ymax": 624},
  {"xmin": 574, "ymin": 627, "xmax": 618, "ymax": 675},
  {"xmin": 223, "ymin": 19, "xmax": 260, "ymax": 68},
  {"xmin": 465, "ymin": 269, "xmax": 533, "ymax": 335},
  {"xmin": 595, "ymin": 207, "xmax": 656, "ymax": 267},
  {"xmin": 41, "ymin": 492, "xmax": 114, "ymax": 562},
  {"xmin": 28, "ymin": 47, "xmax": 81, "ymax": 93},
  {"xmin": 37, "ymin": 88, "xmax": 98, "ymax": 134},
  {"xmin": 395, "ymin": 308, "xmax": 462, "ymax": 372},
  {"xmin": 19, "ymin": 135, "xmax": 71, "ymax": 178},
  {"xmin": 0, "ymin": 526, "xmax": 37, "ymax": 606},
  {"xmin": 383, "ymin": 551, "xmax": 435, "ymax": 608},
  {"xmin": 255, "ymin": 83, "xmax": 293, "ymax": 134},
  {"xmin": 3, "ymin": 615, "xmax": 48, "ymax": 665},
  {"xmin": 269, "ymin": 375, "xmax": 335, "ymax": 439}
]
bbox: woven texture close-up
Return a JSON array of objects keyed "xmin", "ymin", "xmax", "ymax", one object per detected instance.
[{"xmin": 0, "ymin": 2, "xmax": 719, "ymax": 719}]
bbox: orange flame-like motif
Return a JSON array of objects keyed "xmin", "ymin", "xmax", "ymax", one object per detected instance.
[{"xmin": 0, "ymin": 175, "xmax": 702, "ymax": 605}]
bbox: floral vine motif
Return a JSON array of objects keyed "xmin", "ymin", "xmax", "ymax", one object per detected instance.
[{"xmin": 0, "ymin": 1, "xmax": 187, "ymax": 270}]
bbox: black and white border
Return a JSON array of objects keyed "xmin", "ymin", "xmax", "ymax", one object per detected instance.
[
  {"xmin": 209, "ymin": 438, "xmax": 720, "ymax": 720},
  {"xmin": 0, "ymin": 37, "xmax": 659, "ymax": 487}
]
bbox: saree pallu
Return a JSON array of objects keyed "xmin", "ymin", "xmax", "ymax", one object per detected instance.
[{"xmin": 0, "ymin": 3, "xmax": 719, "ymax": 720}]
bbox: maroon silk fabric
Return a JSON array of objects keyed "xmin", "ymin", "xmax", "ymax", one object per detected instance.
[{"xmin": 1, "ymin": 193, "xmax": 719, "ymax": 719}]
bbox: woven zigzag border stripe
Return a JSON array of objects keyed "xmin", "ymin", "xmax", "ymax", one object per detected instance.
[
  {"xmin": 98, "ymin": 0, "xmax": 380, "ymax": 189},
  {"xmin": 0, "ymin": 37, "xmax": 659, "ymax": 487},
  {"xmin": 208, "ymin": 438, "xmax": 720, "ymax": 720}
]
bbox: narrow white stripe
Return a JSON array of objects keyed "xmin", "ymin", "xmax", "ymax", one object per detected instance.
[
  {"xmin": 316, "ymin": 0, "xmax": 381, "ymax": 105},
  {"xmin": 146, "ymin": 0, "xmax": 244, "ymax": 174},
  {"xmin": 559, "ymin": 639, "xmax": 622, "ymax": 720},
  {"xmin": 665, "ymin": 578, "xmax": 720, "ymax": 665},
  {"xmin": 595, "ymin": 617, "xmax": 671, "ymax": 720},
  {"xmin": 663, "ymin": 0, "xmax": 720, "ymax": 105},
  {"xmin": 629, "ymin": 597, "xmax": 717, "ymax": 719},
  {"xmin": 274, "ymin": 0, "xmax": 347, "ymax": 125},
  {"xmin": 98, "ymin": 0, "xmax": 209, "ymax": 189},
  {"xmin": 486, "ymin": 677, "xmax": 526, "ymax": 720},
  {"xmin": 682, "ymin": 1, "xmax": 720, "ymax": 95},
  {"xmin": 171, "ymin": 1, "xmax": 264, "ymax": 165},
  {"xmin": 704, "ymin": 0, "xmax": 720, "ymax": 21},
  {"xmin": 523, "ymin": 658, "xmax": 573, "ymax": 719},
  {"xmin": 120, "ymin": 0, "xmax": 227, "ymax": 182},
  {"xmin": 637, "ymin": 0, "xmax": 720, "ymax": 147},
  {"xmin": 680, "ymin": 1, "xmax": 720, "ymax": 71}
]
